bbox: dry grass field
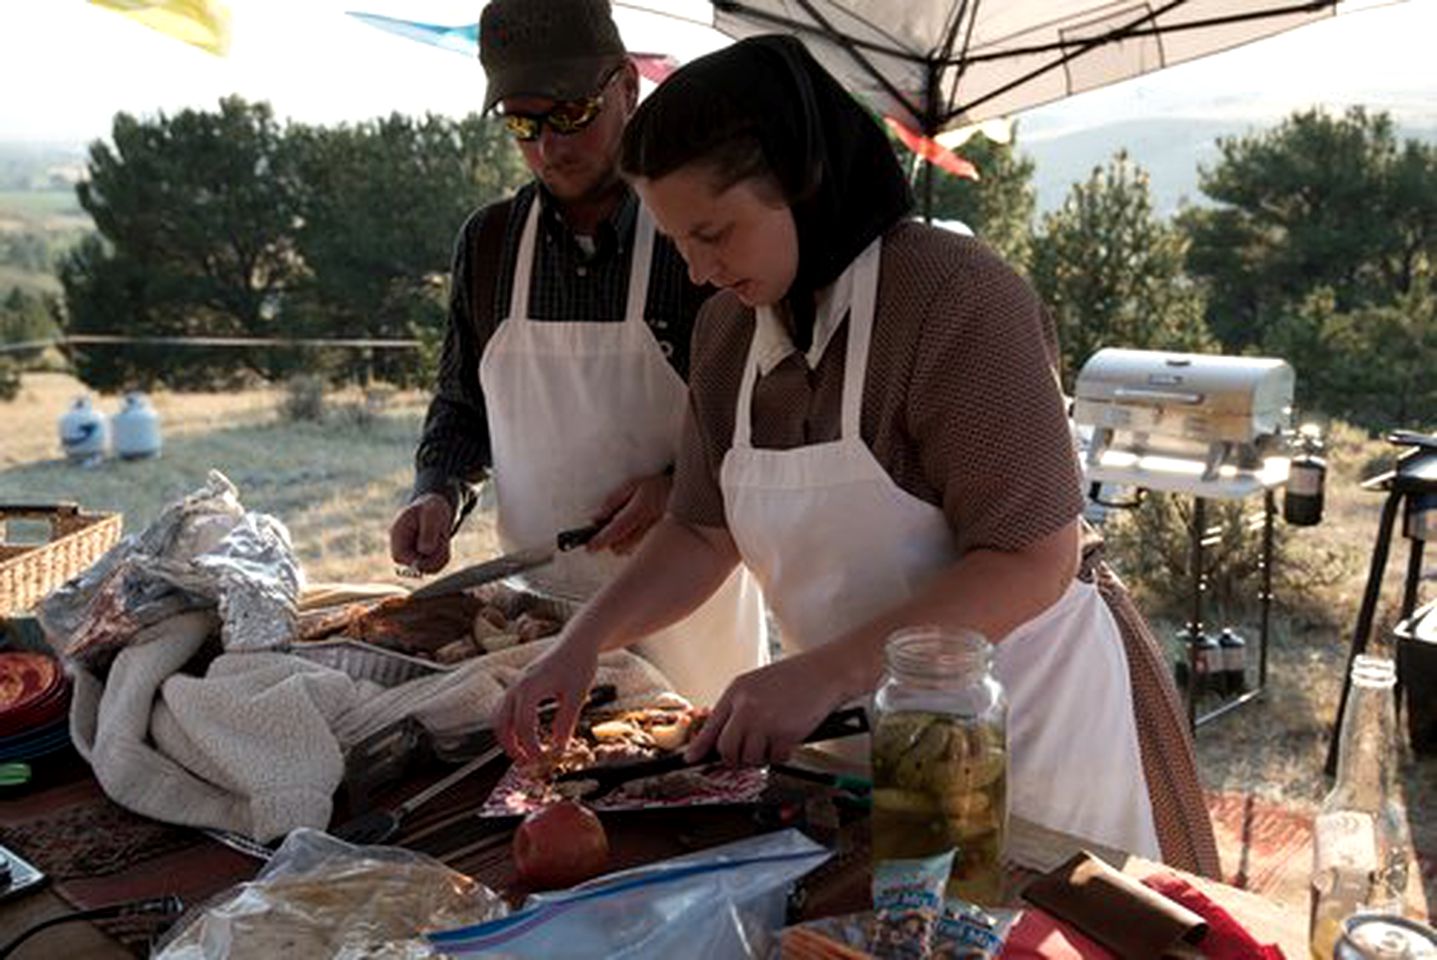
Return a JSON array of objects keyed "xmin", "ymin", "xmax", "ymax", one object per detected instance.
[
  {"xmin": 2, "ymin": 370, "xmax": 1434, "ymax": 912},
  {"xmin": 0, "ymin": 371, "xmax": 500, "ymax": 582}
]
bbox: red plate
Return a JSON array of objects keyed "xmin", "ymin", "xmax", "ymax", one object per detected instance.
[
  {"xmin": 0, "ymin": 680, "xmax": 70, "ymax": 738},
  {"xmin": 0, "ymin": 652, "xmax": 65, "ymax": 730}
]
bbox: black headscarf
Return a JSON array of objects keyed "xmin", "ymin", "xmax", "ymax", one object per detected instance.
[{"xmin": 622, "ymin": 35, "xmax": 912, "ymax": 349}]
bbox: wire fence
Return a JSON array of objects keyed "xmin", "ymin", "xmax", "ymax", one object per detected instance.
[{"xmin": 0, "ymin": 334, "xmax": 423, "ymax": 355}]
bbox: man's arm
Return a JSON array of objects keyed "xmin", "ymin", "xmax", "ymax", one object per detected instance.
[
  {"xmin": 411, "ymin": 205, "xmax": 505, "ymax": 522},
  {"xmin": 392, "ymin": 204, "xmax": 511, "ymax": 571}
]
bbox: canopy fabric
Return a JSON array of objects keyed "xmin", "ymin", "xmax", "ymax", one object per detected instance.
[
  {"xmin": 90, "ymin": 0, "xmax": 231, "ymax": 56},
  {"xmin": 347, "ymin": 11, "xmax": 682, "ymax": 84},
  {"xmin": 709, "ymin": 0, "xmax": 1342, "ymax": 133}
]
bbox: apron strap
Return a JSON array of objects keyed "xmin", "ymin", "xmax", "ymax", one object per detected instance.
[
  {"xmin": 733, "ymin": 319, "xmax": 765, "ymax": 451},
  {"xmin": 733, "ymin": 238, "xmax": 883, "ymax": 451},
  {"xmin": 623, "ymin": 210, "xmax": 656, "ymax": 326},
  {"xmin": 507, "ymin": 196, "xmax": 542, "ymax": 322},
  {"xmin": 508, "ymin": 198, "xmax": 657, "ymax": 328},
  {"xmin": 839, "ymin": 238, "xmax": 882, "ymax": 441}
]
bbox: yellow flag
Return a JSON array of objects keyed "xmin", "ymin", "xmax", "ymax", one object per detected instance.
[{"xmin": 90, "ymin": 0, "xmax": 232, "ymax": 57}]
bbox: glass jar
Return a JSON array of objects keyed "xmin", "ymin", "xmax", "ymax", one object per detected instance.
[
  {"xmin": 871, "ymin": 626, "xmax": 1008, "ymax": 905},
  {"xmin": 1310, "ymin": 655, "xmax": 1412, "ymax": 959}
]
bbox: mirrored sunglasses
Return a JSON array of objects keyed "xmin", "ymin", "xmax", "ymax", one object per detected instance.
[
  {"xmin": 503, "ymin": 98, "xmax": 604, "ymax": 142},
  {"xmin": 500, "ymin": 68, "xmax": 621, "ymax": 143}
]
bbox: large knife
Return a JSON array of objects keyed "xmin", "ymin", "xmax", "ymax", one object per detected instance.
[{"xmin": 407, "ymin": 522, "xmax": 603, "ymax": 600}]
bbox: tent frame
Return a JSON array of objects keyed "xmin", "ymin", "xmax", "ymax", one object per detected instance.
[{"xmin": 711, "ymin": 0, "xmax": 1338, "ymax": 215}]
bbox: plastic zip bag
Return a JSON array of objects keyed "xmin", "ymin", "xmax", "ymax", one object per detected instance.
[
  {"xmin": 429, "ymin": 828, "xmax": 831, "ymax": 959},
  {"xmin": 153, "ymin": 828, "xmax": 507, "ymax": 959}
]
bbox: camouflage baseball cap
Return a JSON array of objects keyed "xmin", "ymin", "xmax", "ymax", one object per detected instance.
[{"xmin": 480, "ymin": 0, "xmax": 629, "ymax": 114}]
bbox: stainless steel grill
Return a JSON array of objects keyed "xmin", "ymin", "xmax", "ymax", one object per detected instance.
[
  {"xmin": 1073, "ymin": 348, "xmax": 1295, "ymax": 497},
  {"xmin": 1072, "ymin": 347, "xmax": 1301, "ymax": 730}
]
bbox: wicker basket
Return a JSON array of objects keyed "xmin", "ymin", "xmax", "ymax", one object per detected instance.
[{"xmin": 0, "ymin": 504, "xmax": 123, "ymax": 618}]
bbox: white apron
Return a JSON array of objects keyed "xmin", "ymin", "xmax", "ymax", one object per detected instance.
[
  {"xmin": 718, "ymin": 238, "xmax": 1160, "ymax": 859},
  {"xmin": 479, "ymin": 198, "xmax": 766, "ymax": 705}
]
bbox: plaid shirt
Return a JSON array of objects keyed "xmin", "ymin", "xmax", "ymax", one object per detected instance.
[{"xmin": 413, "ymin": 182, "xmax": 711, "ymax": 513}]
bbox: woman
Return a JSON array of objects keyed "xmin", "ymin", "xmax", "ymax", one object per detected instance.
[{"xmin": 496, "ymin": 35, "xmax": 1217, "ymax": 873}]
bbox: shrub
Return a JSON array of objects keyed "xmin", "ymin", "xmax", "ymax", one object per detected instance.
[
  {"xmin": 1102, "ymin": 489, "xmax": 1353, "ymax": 627},
  {"xmin": 281, "ymin": 374, "xmax": 326, "ymax": 422},
  {"xmin": 0, "ymin": 357, "xmax": 19, "ymax": 401}
]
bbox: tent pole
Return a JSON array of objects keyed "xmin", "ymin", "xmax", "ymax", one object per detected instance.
[
  {"xmin": 922, "ymin": 160, "xmax": 934, "ymax": 223},
  {"xmin": 922, "ymin": 60, "xmax": 938, "ymax": 224}
]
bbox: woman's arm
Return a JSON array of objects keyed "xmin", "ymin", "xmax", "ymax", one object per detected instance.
[
  {"xmin": 495, "ymin": 515, "xmax": 739, "ymax": 760},
  {"xmin": 685, "ymin": 517, "xmax": 1080, "ymax": 765}
]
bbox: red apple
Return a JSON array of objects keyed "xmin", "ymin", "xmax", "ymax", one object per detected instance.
[{"xmin": 512, "ymin": 800, "xmax": 610, "ymax": 890}]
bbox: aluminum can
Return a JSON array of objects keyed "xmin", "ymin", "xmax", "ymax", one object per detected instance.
[{"xmin": 1332, "ymin": 913, "xmax": 1437, "ymax": 959}]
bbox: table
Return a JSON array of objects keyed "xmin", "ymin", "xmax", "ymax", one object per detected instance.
[{"xmin": 0, "ymin": 780, "xmax": 1310, "ymax": 959}]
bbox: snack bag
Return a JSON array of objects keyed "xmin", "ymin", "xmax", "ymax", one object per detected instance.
[
  {"xmin": 870, "ymin": 851, "xmax": 954, "ymax": 959},
  {"xmin": 930, "ymin": 897, "xmax": 1020, "ymax": 960}
]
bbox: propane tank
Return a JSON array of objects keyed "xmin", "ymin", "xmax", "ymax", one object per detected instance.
[
  {"xmin": 112, "ymin": 392, "xmax": 163, "ymax": 460},
  {"xmin": 1284, "ymin": 425, "xmax": 1326, "ymax": 527},
  {"xmin": 1406, "ymin": 492, "xmax": 1437, "ymax": 543},
  {"xmin": 1190, "ymin": 631, "xmax": 1222, "ymax": 699},
  {"xmin": 58, "ymin": 395, "xmax": 109, "ymax": 462},
  {"xmin": 1218, "ymin": 627, "xmax": 1248, "ymax": 696}
]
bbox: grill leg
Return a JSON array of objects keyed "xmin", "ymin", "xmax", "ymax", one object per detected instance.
[
  {"xmin": 1187, "ymin": 497, "xmax": 1207, "ymax": 731},
  {"xmin": 1260, "ymin": 489, "xmax": 1275, "ymax": 688},
  {"xmin": 1402, "ymin": 538, "xmax": 1426, "ymax": 623},
  {"xmin": 1325, "ymin": 490, "xmax": 1403, "ymax": 776}
]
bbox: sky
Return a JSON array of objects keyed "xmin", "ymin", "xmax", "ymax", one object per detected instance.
[{"xmin": 0, "ymin": 0, "xmax": 1434, "ymax": 147}]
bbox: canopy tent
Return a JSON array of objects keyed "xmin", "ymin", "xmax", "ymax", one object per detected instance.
[
  {"xmin": 350, "ymin": 1, "xmax": 1389, "ymax": 212},
  {"xmin": 89, "ymin": 0, "xmax": 231, "ymax": 56},
  {"xmin": 707, "ymin": 1, "xmax": 1350, "ymax": 135},
  {"xmin": 704, "ymin": 0, "xmax": 1385, "ymax": 212},
  {"xmin": 346, "ymin": 12, "xmax": 683, "ymax": 83}
]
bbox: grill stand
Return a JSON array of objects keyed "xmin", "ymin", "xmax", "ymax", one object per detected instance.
[
  {"xmin": 1324, "ymin": 434, "xmax": 1437, "ymax": 775},
  {"xmin": 1182, "ymin": 490, "xmax": 1276, "ymax": 731}
]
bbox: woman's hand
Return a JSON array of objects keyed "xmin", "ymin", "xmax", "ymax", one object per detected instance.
[
  {"xmin": 684, "ymin": 650, "xmax": 851, "ymax": 767},
  {"xmin": 495, "ymin": 634, "xmax": 602, "ymax": 763},
  {"xmin": 588, "ymin": 471, "xmax": 672, "ymax": 555}
]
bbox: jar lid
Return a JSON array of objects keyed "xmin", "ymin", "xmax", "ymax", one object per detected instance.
[{"xmin": 884, "ymin": 626, "xmax": 992, "ymax": 680}]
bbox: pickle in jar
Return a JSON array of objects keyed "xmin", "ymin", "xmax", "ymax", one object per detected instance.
[{"xmin": 871, "ymin": 710, "xmax": 1007, "ymax": 905}]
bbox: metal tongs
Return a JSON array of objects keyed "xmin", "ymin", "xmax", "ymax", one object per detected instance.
[
  {"xmin": 554, "ymin": 705, "xmax": 870, "ymax": 801},
  {"xmin": 330, "ymin": 684, "xmax": 618, "ymax": 844}
]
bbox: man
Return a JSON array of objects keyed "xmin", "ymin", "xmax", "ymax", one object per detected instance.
[{"xmin": 390, "ymin": 0, "xmax": 766, "ymax": 705}]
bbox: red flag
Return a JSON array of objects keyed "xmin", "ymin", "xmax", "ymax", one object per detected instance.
[
  {"xmin": 884, "ymin": 116, "xmax": 979, "ymax": 181},
  {"xmin": 633, "ymin": 53, "xmax": 681, "ymax": 85}
]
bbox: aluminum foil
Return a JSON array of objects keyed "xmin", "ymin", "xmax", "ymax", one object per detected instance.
[{"xmin": 39, "ymin": 470, "xmax": 303, "ymax": 669}]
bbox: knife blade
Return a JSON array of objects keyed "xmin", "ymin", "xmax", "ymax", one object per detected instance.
[{"xmin": 407, "ymin": 522, "xmax": 603, "ymax": 600}]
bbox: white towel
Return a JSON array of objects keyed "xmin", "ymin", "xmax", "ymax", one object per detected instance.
[
  {"xmin": 70, "ymin": 613, "xmax": 673, "ymax": 842},
  {"xmin": 71, "ymin": 611, "xmax": 369, "ymax": 841}
]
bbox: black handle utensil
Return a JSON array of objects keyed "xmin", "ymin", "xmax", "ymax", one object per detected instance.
[
  {"xmin": 331, "ymin": 745, "xmax": 507, "ymax": 845},
  {"xmin": 331, "ymin": 683, "xmax": 618, "ymax": 844},
  {"xmin": 408, "ymin": 521, "xmax": 605, "ymax": 600}
]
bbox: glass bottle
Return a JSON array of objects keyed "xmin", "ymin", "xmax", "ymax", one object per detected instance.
[
  {"xmin": 1309, "ymin": 655, "xmax": 1412, "ymax": 959},
  {"xmin": 871, "ymin": 627, "xmax": 1008, "ymax": 905}
]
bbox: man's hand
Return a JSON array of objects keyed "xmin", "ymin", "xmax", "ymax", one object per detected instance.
[
  {"xmin": 587, "ymin": 470, "xmax": 672, "ymax": 555},
  {"xmin": 389, "ymin": 493, "xmax": 455, "ymax": 573}
]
